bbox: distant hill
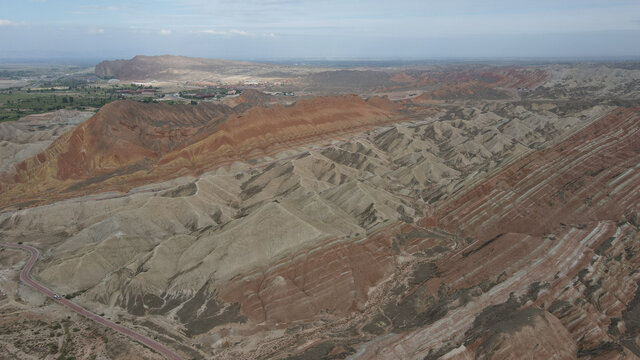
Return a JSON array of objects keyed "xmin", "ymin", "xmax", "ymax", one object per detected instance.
[{"xmin": 95, "ymin": 55, "xmax": 307, "ymax": 81}]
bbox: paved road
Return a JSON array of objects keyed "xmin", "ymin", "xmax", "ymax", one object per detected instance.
[{"xmin": 0, "ymin": 242, "xmax": 183, "ymax": 360}]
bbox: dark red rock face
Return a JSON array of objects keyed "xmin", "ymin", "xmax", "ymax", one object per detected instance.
[
  {"xmin": 429, "ymin": 107, "xmax": 640, "ymax": 239},
  {"xmin": 220, "ymin": 226, "xmax": 397, "ymax": 325}
]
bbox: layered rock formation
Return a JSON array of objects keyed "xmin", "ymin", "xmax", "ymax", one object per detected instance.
[
  {"xmin": 3, "ymin": 61, "xmax": 640, "ymax": 359},
  {"xmin": 0, "ymin": 110, "xmax": 93, "ymax": 174},
  {"xmin": 3, "ymin": 91, "xmax": 634, "ymax": 358},
  {"xmin": 355, "ymin": 107, "xmax": 640, "ymax": 359},
  {"xmin": 0, "ymin": 94, "xmax": 403, "ymax": 208}
]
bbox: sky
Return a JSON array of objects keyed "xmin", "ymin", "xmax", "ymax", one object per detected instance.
[{"xmin": 1, "ymin": 0, "xmax": 639, "ymax": 62}]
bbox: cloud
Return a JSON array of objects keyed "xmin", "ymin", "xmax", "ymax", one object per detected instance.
[
  {"xmin": 160, "ymin": 29, "xmax": 172, "ymax": 35},
  {"xmin": 88, "ymin": 28, "xmax": 105, "ymax": 34},
  {"xmin": 228, "ymin": 29, "xmax": 249, "ymax": 36},
  {"xmin": 198, "ymin": 29, "xmax": 250, "ymax": 36},
  {"xmin": 78, "ymin": 5, "xmax": 134, "ymax": 12},
  {"xmin": 0, "ymin": 20, "xmax": 13, "ymax": 26}
]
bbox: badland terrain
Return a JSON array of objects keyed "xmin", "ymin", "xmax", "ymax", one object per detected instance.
[{"xmin": 0, "ymin": 55, "xmax": 639, "ymax": 359}]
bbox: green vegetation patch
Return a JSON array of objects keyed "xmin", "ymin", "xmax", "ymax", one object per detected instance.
[{"xmin": 0, "ymin": 86, "xmax": 121, "ymax": 122}]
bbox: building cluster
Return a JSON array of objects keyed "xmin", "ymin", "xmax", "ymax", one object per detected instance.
[{"xmin": 115, "ymin": 88, "xmax": 157, "ymax": 95}]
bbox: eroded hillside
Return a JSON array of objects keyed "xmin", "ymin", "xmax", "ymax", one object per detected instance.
[
  {"xmin": 1, "ymin": 61, "xmax": 639, "ymax": 360},
  {"xmin": 0, "ymin": 93, "xmax": 404, "ymax": 209}
]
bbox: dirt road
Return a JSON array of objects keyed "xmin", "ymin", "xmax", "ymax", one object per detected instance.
[{"xmin": 0, "ymin": 241, "xmax": 183, "ymax": 360}]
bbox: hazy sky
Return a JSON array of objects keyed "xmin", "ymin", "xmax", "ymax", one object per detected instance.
[{"xmin": 1, "ymin": 0, "xmax": 639, "ymax": 61}]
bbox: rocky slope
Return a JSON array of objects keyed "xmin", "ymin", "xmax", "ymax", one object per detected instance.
[
  {"xmin": 528, "ymin": 64, "xmax": 640, "ymax": 99},
  {"xmin": 1, "ymin": 94, "xmax": 631, "ymax": 358},
  {"xmin": 2, "ymin": 62, "xmax": 640, "ymax": 359},
  {"xmin": 0, "ymin": 94, "xmax": 404, "ymax": 209},
  {"xmin": 357, "ymin": 107, "xmax": 640, "ymax": 359},
  {"xmin": 0, "ymin": 110, "xmax": 93, "ymax": 174}
]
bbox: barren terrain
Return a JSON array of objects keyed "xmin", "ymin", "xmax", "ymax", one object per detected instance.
[{"xmin": 1, "ymin": 57, "xmax": 639, "ymax": 359}]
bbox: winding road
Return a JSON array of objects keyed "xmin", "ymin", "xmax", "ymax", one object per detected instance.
[{"xmin": 0, "ymin": 241, "xmax": 183, "ymax": 360}]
